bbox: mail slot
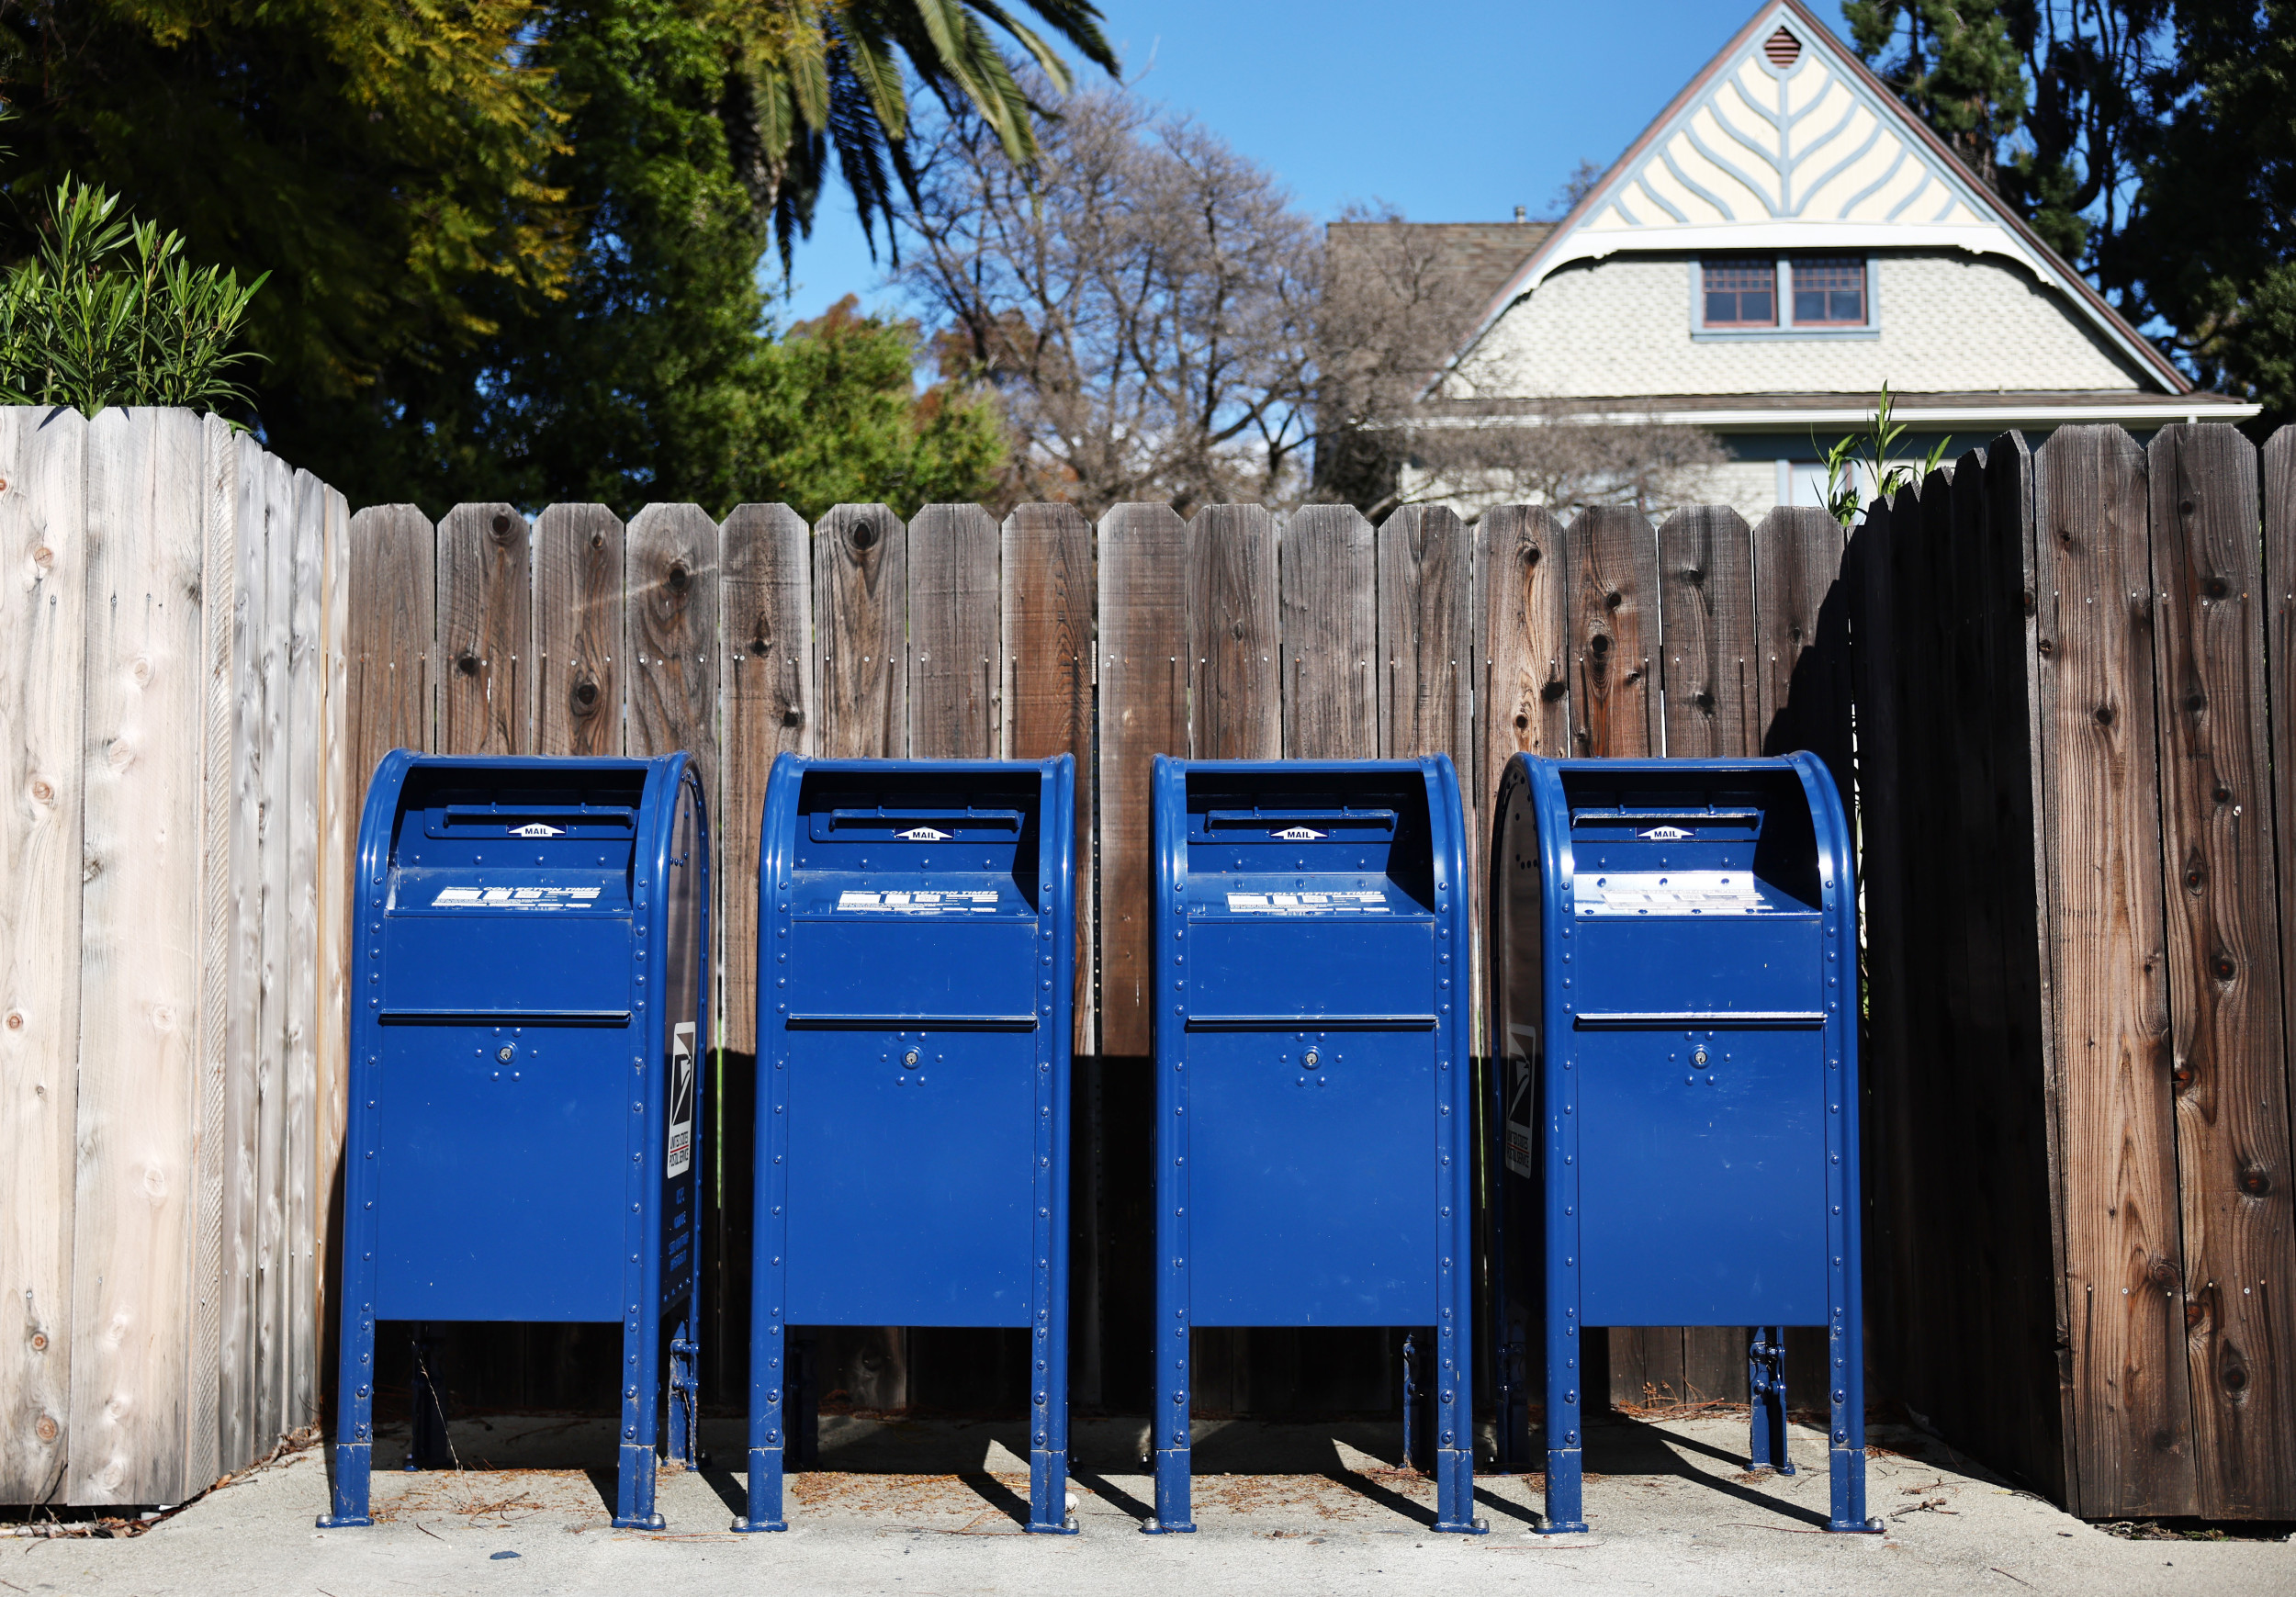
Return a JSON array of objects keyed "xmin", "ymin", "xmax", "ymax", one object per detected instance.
[
  {"xmin": 739, "ymin": 755, "xmax": 1076, "ymax": 1535},
  {"xmin": 321, "ymin": 753, "xmax": 710, "ymax": 1532},
  {"xmin": 1486, "ymin": 753, "xmax": 1877, "ymax": 1535},
  {"xmin": 1148, "ymin": 757, "xmax": 1481, "ymax": 1536}
]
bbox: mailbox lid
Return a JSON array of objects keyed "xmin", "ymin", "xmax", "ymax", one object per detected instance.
[
  {"xmin": 379, "ymin": 764, "xmax": 647, "ymax": 1023},
  {"xmin": 782, "ymin": 762, "xmax": 1051, "ymax": 1025},
  {"xmin": 1176, "ymin": 764, "xmax": 1446, "ymax": 1024}
]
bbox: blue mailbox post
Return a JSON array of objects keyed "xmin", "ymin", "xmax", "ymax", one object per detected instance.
[
  {"xmin": 741, "ymin": 755, "xmax": 1076, "ymax": 1535},
  {"xmin": 1150, "ymin": 757, "xmax": 1480, "ymax": 1535},
  {"xmin": 1486, "ymin": 753, "xmax": 1877, "ymax": 1535},
  {"xmin": 322, "ymin": 752, "xmax": 710, "ymax": 1531}
]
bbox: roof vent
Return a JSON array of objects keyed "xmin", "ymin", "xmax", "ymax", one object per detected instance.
[{"xmin": 1764, "ymin": 27, "xmax": 1802, "ymax": 67}]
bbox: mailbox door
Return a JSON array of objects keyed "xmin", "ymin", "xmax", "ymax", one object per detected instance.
[{"xmin": 374, "ymin": 1021, "xmax": 628, "ymax": 1321}]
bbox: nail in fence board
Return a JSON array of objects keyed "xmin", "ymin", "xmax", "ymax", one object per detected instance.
[
  {"xmin": 1568, "ymin": 507, "xmax": 1657, "ymax": 759},
  {"xmin": 2033, "ymin": 426, "xmax": 2196, "ymax": 1517},
  {"xmin": 815, "ymin": 505, "xmax": 908, "ymax": 762},
  {"xmin": 0, "ymin": 406, "xmax": 87, "ymax": 1503},
  {"xmin": 438, "ymin": 505, "xmax": 534, "ymax": 757},
  {"xmin": 715, "ymin": 505, "xmax": 811, "ymax": 1404},
  {"xmin": 70, "ymin": 408, "xmax": 208, "ymax": 1502},
  {"xmin": 1657, "ymin": 505, "xmax": 1755, "ymax": 760},
  {"xmin": 809, "ymin": 502, "xmax": 910, "ymax": 1411},
  {"xmin": 534, "ymin": 505, "xmax": 625, "ymax": 758},
  {"xmin": 2147, "ymin": 426, "xmax": 2296, "ymax": 1517},
  {"xmin": 909, "ymin": 505, "xmax": 1001, "ymax": 759},
  {"xmin": 1096, "ymin": 504, "xmax": 1187, "ymax": 1059},
  {"xmin": 1280, "ymin": 505, "xmax": 1377, "ymax": 760}
]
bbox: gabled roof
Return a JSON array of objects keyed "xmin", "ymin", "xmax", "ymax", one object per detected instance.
[{"xmin": 1455, "ymin": 0, "xmax": 2189, "ymax": 393}]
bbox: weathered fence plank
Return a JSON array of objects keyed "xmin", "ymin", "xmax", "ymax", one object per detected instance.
[
  {"xmin": 533, "ymin": 504, "xmax": 625, "ymax": 758},
  {"xmin": 1188, "ymin": 506, "xmax": 1281, "ymax": 764},
  {"xmin": 815, "ymin": 505, "xmax": 908, "ymax": 762},
  {"xmin": 1475, "ymin": 505, "xmax": 1570, "ymax": 793},
  {"xmin": 999, "ymin": 503, "xmax": 1101, "ymax": 1401},
  {"xmin": 0, "ymin": 406, "xmax": 87, "ymax": 1503},
  {"xmin": 626, "ymin": 505, "xmax": 721, "ymax": 790},
  {"xmin": 69, "ymin": 408, "xmax": 208, "ymax": 1502},
  {"xmin": 1750, "ymin": 506, "xmax": 1850, "ymax": 789},
  {"xmin": 1657, "ymin": 505, "xmax": 1755, "ymax": 759},
  {"xmin": 2034, "ymin": 425, "xmax": 2195, "ymax": 1517},
  {"xmin": 2268, "ymin": 426, "xmax": 2296, "ymax": 1510},
  {"xmin": 1097, "ymin": 505, "xmax": 1187, "ymax": 1059},
  {"xmin": 1376, "ymin": 505, "xmax": 1472, "ymax": 777},
  {"xmin": 253, "ymin": 448, "xmax": 295, "ymax": 1453},
  {"xmin": 283, "ymin": 471, "xmax": 326, "ymax": 1441},
  {"xmin": 2147, "ymin": 425, "xmax": 2296, "ymax": 1518},
  {"xmin": 715, "ymin": 502, "xmax": 812, "ymax": 1406},
  {"xmin": 312, "ymin": 478, "xmax": 352, "ymax": 1462},
  {"xmin": 437, "ymin": 505, "xmax": 533, "ymax": 757},
  {"xmin": 910, "ymin": 505, "xmax": 1001, "ymax": 759},
  {"xmin": 1569, "ymin": 507, "xmax": 1657, "ymax": 758},
  {"xmin": 1280, "ymin": 505, "xmax": 1377, "ymax": 759},
  {"xmin": 344, "ymin": 507, "xmax": 436, "ymax": 789}
]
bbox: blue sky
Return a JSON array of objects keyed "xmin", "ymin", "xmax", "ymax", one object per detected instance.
[{"xmin": 771, "ymin": 0, "xmax": 1858, "ymax": 325}]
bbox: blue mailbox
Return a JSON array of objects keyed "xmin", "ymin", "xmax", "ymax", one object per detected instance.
[
  {"xmin": 322, "ymin": 753, "xmax": 710, "ymax": 1531},
  {"xmin": 1486, "ymin": 753, "xmax": 1875, "ymax": 1535},
  {"xmin": 1149, "ymin": 757, "xmax": 1480, "ymax": 1535},
  {"xmin": 741, "ymin": 755, "xmax": 1076, "ymax": 1535}
]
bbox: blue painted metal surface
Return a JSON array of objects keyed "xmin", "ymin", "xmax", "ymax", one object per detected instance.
[
  {"xmin": 1150, "ymin": 757, "xmax": 1481, "ymax": 1536},
  {"xmin": 1485, "ymin": 753, "xmax": 1876, "ymax": 1535},
  {"xmin": 741, "ymin": 756, "xmax": 1076, "ymax": 1535},
  {"xmin": 322, "ymin": 752, "xmax": 710, "ymax": 1531}
]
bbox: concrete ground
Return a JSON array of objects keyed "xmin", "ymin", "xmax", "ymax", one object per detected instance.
[{"xmin": 7, "ymin": 1410, "xmax": 2289, "ymax": 1596}]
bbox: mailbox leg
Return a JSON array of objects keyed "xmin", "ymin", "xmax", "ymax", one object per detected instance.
[
  {"xmin": 734, "ymin": 1318, "xmax": 787, "ymax": 1532},
  {"xmin": 1538, "ymin": 1311, "xmax": 1588, "ymax": 1535},
  {"xmin": 1401, "ymin": 1332, "xmax": 1425, "ymax": 1471},
  {"xmin": 613, "ymin": 1308, "xmax": 667, "ymax": 1530},
  {"xmin": 669, "ymin": 1319, "xmax": 700, "ymax": 1471},
  {"xmin": 1748, "ymin": 1327, "xmax": 1795, "ymax": 1476},
  {"xmin": 1146, "ymin": 1328, "xmax": 1194, "ymax": 1533},
  {"xmin": 1026, "ymin": 1315, "xmax": 1075, "ymax": 1534},
  {"xmin": 316, "ymin": 1298, "xmax": 377, "ymax": 1527},
  {"xmin": 1825, "ymin": 1307, "xmax": 1877, "ymax": 1533}
]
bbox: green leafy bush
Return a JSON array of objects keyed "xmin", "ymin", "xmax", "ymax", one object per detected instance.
[{"xmin": 0, "ymin": 178, "xmax": 265, "ymax": 414}]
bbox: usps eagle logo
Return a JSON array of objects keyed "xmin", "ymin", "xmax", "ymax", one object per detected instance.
[
  {"xmin": 897, "ymin": 826, "xmax": 952, "ymax": 841},
  {"xmin": 1272, "ymin": 826, "xmax": 1326, "ymax": 841},
  {"xmin": 510, "ymin": 823, "xmax": 566, "ymax": 838},
  {"xmin": 1638, "ymin": 825, "xmax": 1693, "ymax": 841}
]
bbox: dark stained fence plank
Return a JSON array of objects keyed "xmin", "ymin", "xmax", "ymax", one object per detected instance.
[
  {"xmin": 1188, "ymin": 505, "xmax": 1281, "ymax": 760},
  {"xmin": 2034, "ymin": 425, "xmax": 2195, "ymax": 1517},
  {"xmin": 715, "ymin": 503, "xmax": 813, "ymax": 1406},
  {"xmin": 2269, "ymin": 427, "xmax": 2296, "ymax": 1513},
  {"xmin": 533, "ymin": 505, "xmax": 625, "ymax": 758},
  {"xmin": 909, "ymin": 504, "xmax": 1001, "ymax": 759},
  {"xmin": 1750, "ymin": 506, "xmax": 1851, "ymax": 793},
  {"xmin": 1281, "ymin": 505, "xmax": 1377, "ymax": 759},
  {"xmin": 814, "ymin": 505, "xmax": 908, "ymax": 762},
  {"xmin": 1657, "ymin": 505, "xmax": 1755, "ymax": 759},
  {"xmin": 436, "ymin": 505, "xmax": 533, "ymax": 756},
  {"xmin": 1097, "ymin": 504, "xmax": 1187, "ymax": 1059},
  {"xmin": 2148, "ymin": 425, "xmax": 2296, "ymax": 1518},
  {"xmin": 1568, "ymin": 508, "xmax": 1657, "ymax": 759},
  {"xmin": 1000, "ymin": 504, "xmax": 1102, "ymax": 1402}
]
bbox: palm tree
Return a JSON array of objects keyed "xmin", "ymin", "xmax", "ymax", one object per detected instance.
[{"xmin": 719, "ymin": 0, "xmax": 1120, "ymax": 265}]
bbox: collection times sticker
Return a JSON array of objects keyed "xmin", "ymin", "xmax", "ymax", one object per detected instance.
[
  {"xmin": 1223, "ymin": 891, "xmax": 1389, "ymax": 915},
  {"xmin": 835, "ymin": 890, "xmax": 998, "ymax": 914},
  {"xmin": 429, "ymin": 885, "xmax": 603, "ymax": 909}
]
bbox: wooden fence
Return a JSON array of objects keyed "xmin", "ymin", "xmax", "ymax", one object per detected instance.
[
  {"xmin": 5, "ymin": 407, "xmax": 2292, "ymax": 1521},
  {"xmin": 1856, "ymin": 424, "xmax": 2296, "ymax": 1520},
  {"xmin": 0, "ymin": 408, "xmax": 349, "ymax": 1508}
]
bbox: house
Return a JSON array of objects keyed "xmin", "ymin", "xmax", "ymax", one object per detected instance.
[{"xmin": 1334, "ymin": 0, "xmax": 2257, "ymax": 521}]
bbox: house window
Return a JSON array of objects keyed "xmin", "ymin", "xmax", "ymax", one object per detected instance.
[
  {"xmin": 1702, "ymin": 259, "xmax": 1776, "ymax": 327},
  {"xmin": 1792, "ymin": 256, "xmax": 1868, "ymax": 325}
]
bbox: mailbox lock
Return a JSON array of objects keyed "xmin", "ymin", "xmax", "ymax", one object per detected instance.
[
  {"xmin": 1301, "ymin": 1048, "xmax": 1321, "ymax": 1069},
  {"xmin": 497, "ymin": 1045, "xmax": 516, "ymax": 1064},
  {"xmin": 1691, "ymin": 1046, "xmax": 1708, "ymax": 1069},
  {"xmin": 902, "ymin": 1048, "xmax": 921, "ymax": 1068}
]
